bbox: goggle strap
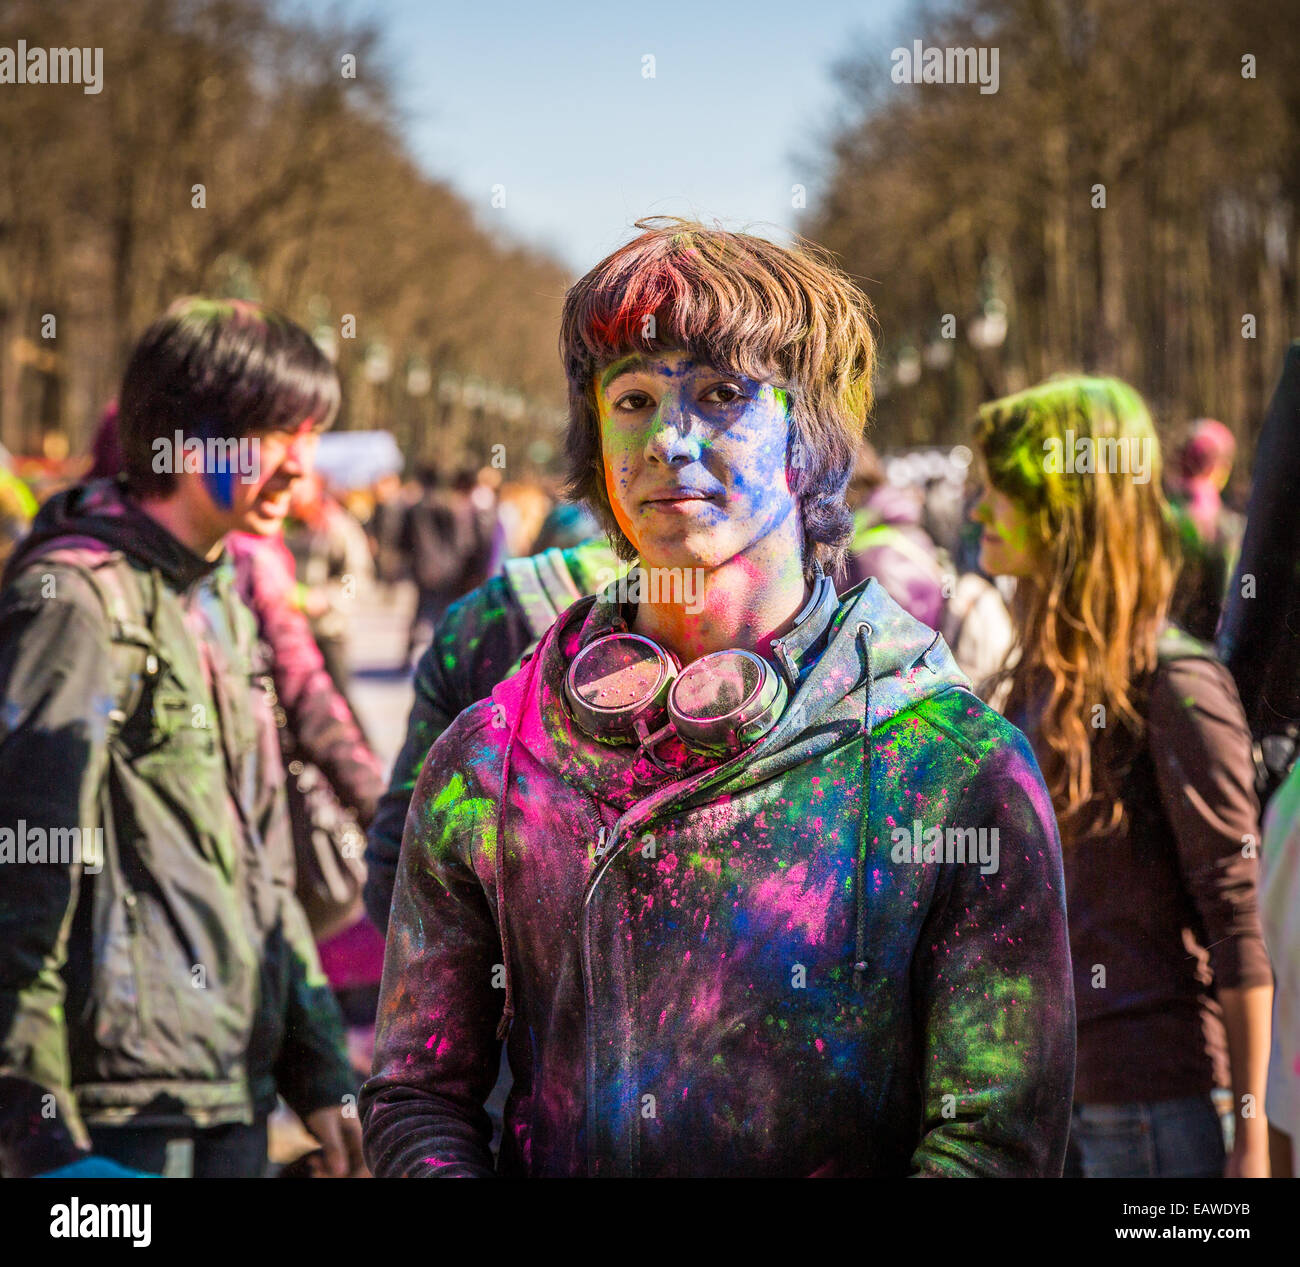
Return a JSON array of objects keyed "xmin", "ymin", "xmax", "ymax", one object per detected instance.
[{"xmin": 634, "ymin": 717, "xmax": 678, "ymax": 772}]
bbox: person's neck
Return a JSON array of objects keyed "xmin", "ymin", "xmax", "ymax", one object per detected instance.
[
  {"xmin": 138, "ymin": 493, "xmax": 226, "ymax": 561},
  {"xmin": 632, "ymin": 530, "xmax": 812, "ymax": 664}
]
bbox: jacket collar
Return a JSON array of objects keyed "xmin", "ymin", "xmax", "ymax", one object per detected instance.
[
  {"xmin": 574, "ymin": 564, "xmax": 839, "ymax": 690},
  {"xmin": 11, "ymin": 477, "xmax": 219, "ymax": 592}
]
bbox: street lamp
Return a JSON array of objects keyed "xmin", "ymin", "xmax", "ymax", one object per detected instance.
[
  {"xmin": 895, "ymin": 346, "xmax": 922, "ymax": 387},
  {"xmin": 968, "ymin": 299, "xmax": 1007, "ymax": 350},
  {"xmin": 406, "ymin": 358, "xmax": 432, "ymax": 397}
]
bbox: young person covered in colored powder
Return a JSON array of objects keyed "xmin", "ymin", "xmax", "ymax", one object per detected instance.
[
  {"xmin": 970, "ymin": 376, "xmax": 1273, "ymax": 1178},
  {"xmin": 361, "ymin": 220, "xmax": 1075, "ymax": 1177}
]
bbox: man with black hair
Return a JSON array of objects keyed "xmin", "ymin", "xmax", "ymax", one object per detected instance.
[{"xmin": 0, "ymin": 297, "xmax": 363, "ymax": 1178}]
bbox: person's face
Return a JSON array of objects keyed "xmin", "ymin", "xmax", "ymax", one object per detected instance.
[
  {"xmin": 595, "ymin": 350, "xmax": 798, "ymax": 572},
  {"xmin": 193, "ymin": 419, "xmax": 320, "ymax": 538},
  {"xmin": 970, "ymin": 482, "xmax": 1037, "ymax": 577},
  {"xmin": 235, "ymin": 421, "xmax": 320, "ymax": 534}
]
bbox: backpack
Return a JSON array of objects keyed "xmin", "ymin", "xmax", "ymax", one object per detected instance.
[
  {"xmin": 504, "ymin": 547, "xmax": 584, "ymax": 641},
  {"xmin": 11, "ymin": 542, "xmax": 167, "ymax": 923},
  {"xmin": 21, "ymin": 540, "xmax": 165, "ymax": 747}
]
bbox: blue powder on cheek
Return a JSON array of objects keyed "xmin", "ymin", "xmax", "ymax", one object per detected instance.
[{"xmin": 204, "ymin": 466, "xmax": 236, "ymax": 509}]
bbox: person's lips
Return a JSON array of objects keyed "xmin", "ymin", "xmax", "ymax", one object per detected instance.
[
  {"xmin": 255, "ymin": 485, "xmax": 292, "ymax": 511},
  {"xmin": 641, "ymin": 487, "xmax": 719, "ymax": 508}
]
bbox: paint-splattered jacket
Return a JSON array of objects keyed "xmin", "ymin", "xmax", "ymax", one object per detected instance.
[
  {"xmin": 364, "ymin": 538, "xmax": 623, "ymax": 932},
  {"xmin": 362, "ymin": 578, "xmax": 1075, "ymax": 1176}
]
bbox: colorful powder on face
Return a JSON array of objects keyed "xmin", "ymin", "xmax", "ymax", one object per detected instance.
[{"xmin": 204, "ymin": 465, "xmax": 236, "ymax": 509}]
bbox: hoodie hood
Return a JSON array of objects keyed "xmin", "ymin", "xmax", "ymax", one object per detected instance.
[
  {"xmin": 492, "ymin": 576, "xmax": 970, "ymax": 823},
  {"xmin": 5, "ymin": 477, "xmax": 217, "ymax": 590}
]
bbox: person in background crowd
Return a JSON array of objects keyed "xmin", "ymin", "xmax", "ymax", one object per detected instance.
[
  {"xmin": 1166, "ymin": 417, "xmax": 1245, "ymax": 642},
  {"xmin": 921, "ymin": 470, "xmax": 967, "ymax": 563},
  {"xmin": 467, "ymin": 465, "xmax": 507, "ymax": 579},
  {"xmin": 0, "ymin": 446, "xmax": 35, "ymax": 571},
  {"xmin": 0, "ymin": 297, "xmax": 362, "ymax": 1179},
  {"xmin": 400, "ymin": 463, "xmax": 498, "ymax": 668},
  {"xmin": 284, "ymin": 472, "xmax": 375, "ymax": 714},
  {"xmin": 1219, "ymin": 341, "xmax": 1300, "ymax": 808},
  {"xmin": 972, "ymin": 375, "xmax": 1272, "ymax": 1179},
  {"xmin": 366, "ymin": 470, "xmax": 409, "ymax": 592},
  {"xmin": 936, "ymin": 470, "xmax": 1018, "ymax": 703},
  {"xmin": 495, "ymin": 478, "xmax": 553, "ymax": 558},
  {"xmin": 836, "ymin": 441, "xmax": 949, "ymax": 630},
  {"xmin": 85, "ymin": 402, "xmax": 124, "ymax": 482},
  {"xmin": 940, "ymin": 566, "xmax": 1017, "ymax": 703},
  {"xmin": 362, "ymin": 218, "xmax": 1073, "ymax": 1178}
]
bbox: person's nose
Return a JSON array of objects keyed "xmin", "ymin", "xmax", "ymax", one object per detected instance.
[
  {"xmin": 281, "ymin": 430, "xmax": 318, "ymax": 477},
  {"xmin": 644, "ymin": 396, "xmax": 702, "ymax": 467}
]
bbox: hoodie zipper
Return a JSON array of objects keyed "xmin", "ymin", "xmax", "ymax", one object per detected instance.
[
  {"xmin": 576, "ymin": 612, "xmax": 896, "ymax": 1175},
  {"xmin": 578, "ymin": 735, "xmax": 787, "ymax": 1176}
]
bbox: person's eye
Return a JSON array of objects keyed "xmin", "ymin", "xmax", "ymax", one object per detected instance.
[
  {"xmin": 614, "ymin": 390, "xmax": 654, "ymax": 412},
  {"xmin": 702, "ymin": 383, "xmax": 747, "ymax": 405}
]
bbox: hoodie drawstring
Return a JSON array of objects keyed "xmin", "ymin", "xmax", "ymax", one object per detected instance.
[
  {"xmin": 853, "ymin": 621, "xmax": 874, "ymax": 993},
  {"xmin": 493, "ymin": 648, "xmax": 544, "ymax": 1041}
]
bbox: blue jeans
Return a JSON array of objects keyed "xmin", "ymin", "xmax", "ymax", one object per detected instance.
[{"xmin": 1065, "ymin": 1094, "xmax": 1226, "ymax": 1178}]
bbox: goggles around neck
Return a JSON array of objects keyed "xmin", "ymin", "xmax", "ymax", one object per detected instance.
[
  {"xmin": 564, "ymin": 634, "xmax": 787, "ymax": 767},
  {"xmin": 562, "ymin": 569, "xmax": 832, "ymax": 768}
]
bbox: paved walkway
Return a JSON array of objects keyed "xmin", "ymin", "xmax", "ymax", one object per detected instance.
[{"xmin": 345, "ymin": 582, "xmax": 418, "ymax": 775}]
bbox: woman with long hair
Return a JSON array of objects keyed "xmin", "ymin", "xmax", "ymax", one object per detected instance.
[{"xmin": 971, "ymin": 375, "xmax": 1273, "ymax": 1178}]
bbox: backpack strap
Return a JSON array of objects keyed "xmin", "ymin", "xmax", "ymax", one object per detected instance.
[
  {"xmin": 19, "ymin": 541, "xmax": 163, "ymax": 740},
  {"xmin": 505, "ymin": 549, "xmax": 581, "ymax": 642},
  {"xmin": 536, "ymin": 547, "xmax": 582, "ymax": 608}
]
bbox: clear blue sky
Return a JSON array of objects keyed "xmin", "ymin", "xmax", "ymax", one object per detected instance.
[{"xmin": 288, "ymin": 0, "xmax": 912, "ymax": 276}]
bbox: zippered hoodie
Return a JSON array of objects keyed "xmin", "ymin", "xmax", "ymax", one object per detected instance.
[
  {"xmin": 362, "ymin": 578, "xmax": 1074, "ymax": 1176},
  {"xmin": 0, "ymin": 479, "xmax": 352, "ymax": 1176}
]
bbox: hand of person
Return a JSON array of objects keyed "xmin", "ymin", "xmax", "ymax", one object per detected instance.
[
  {"xmin": 1224, "ymin": 1134, "xmax": 1270, "ymax": 1178},
  {"xmin": 303, "ymin": 1105, "xmax": 369, "ymax": 1177},
  {"xmin": 37, "ymin": 1155, "xmax": 159, "ymax": 1178}
]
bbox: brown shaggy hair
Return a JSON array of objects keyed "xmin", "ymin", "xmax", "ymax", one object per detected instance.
[{"xmin": 559, "ymin": 218, "xmax": 877, "ymax": 576}]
